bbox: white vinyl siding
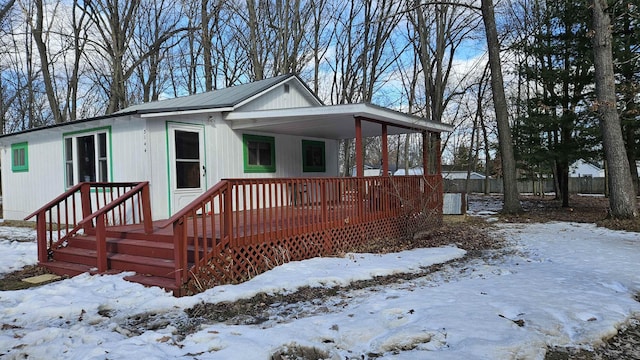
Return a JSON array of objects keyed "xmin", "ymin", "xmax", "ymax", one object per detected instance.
[{"xmin": 237, "ymin": 82, "xmax": 320, "ymax": 111}]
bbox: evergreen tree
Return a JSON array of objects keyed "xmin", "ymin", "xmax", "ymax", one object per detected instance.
[
  {"xmin": 515, "ymin": 0, "xmax": 601, "ymax": 207},
  {"xmin": 611, "ymin": 0, "xmax": 640, "ymax": 193}
]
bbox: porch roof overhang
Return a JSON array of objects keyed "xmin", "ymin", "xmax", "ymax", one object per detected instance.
[{"xmin": 224, "ymin": 103, "xmax": 453, "ymax": 139}]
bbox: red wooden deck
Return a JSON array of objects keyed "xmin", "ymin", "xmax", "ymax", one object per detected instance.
[{"xmin": 27, "ymin": 176, "xmax": 443, "ymax": 295}]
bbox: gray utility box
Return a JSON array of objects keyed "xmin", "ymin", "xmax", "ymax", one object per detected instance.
[{"xmin": 443, "ymin": 193, "xmax": 467, "ymax": 215}]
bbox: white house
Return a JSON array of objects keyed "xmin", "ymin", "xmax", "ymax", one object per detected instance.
[
  {"xmin": 0, "ymin": 74, "xmax": 452, "ymax": 221},
  {"xmin": 350, "ymin": 165, "xmax": 389, "ymax": 177},
  {"xmin": 393, "ymin": 167, "xmax": 487, "ymax": 180},
  {"xmin": 569, "ymin": 159, "xmax": 604, "ymax": 178}
]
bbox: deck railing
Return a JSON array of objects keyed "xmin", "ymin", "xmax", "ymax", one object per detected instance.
[
  {"xmin": 159, "ymin": 180, "xmax": 232, "ymax": 286},
  {"xmin": 225, "ymin": 175, "xmax": 442, "ymax": 247},
  {"xmin": 164, "ymin": 175, "xmax": 442, "ymax": 287},
  {"xmin": 25, "ymin": 182, "xmax": 153, "ymax": 267}
]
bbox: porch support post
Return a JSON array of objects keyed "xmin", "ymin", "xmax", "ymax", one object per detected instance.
[
  {"xmin": 381, "ymin": 124, "xmax": 389, "ymax": 177},
  {"xmin": 422, "ymin": 131, "xmax": 429, "ymax": 176},
  {"xmin": 435, "ymin": 132, "xmax": 442, "ymax": 175},
  {"xmin": 355, "ymin": 117, "xmax": 364, "ymax": 177},
  {"xmin": 435, "ymin": 131, "xmax": 443, "ymax": 212}
]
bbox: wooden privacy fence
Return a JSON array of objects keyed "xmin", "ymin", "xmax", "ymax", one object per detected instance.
[
  {"xmin": 163, "ymin": 175, "xmax": 443, "ymax": 293},
  {"xmin": 444, "ymin": 177, "xmax": 608, "ymax": 194}
]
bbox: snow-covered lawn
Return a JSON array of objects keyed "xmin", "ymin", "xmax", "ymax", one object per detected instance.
[
  {"xmin": 1, "ymin": 206, "xmax": 639, "ymax": 359},
  {"xmin": 0, "ymin": 226, "xmax": 38, "ymax": 275}
]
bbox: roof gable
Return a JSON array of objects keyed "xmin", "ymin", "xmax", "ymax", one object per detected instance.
[{"xmin": 118, "ymin": 74, "xmax": 320, "ymax": 114}]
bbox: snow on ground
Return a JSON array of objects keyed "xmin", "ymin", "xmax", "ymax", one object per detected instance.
[
  {"xmin": 1, "ymin": 200, "xmax": 640, "ymax": 359},
  {"xmin": 0, "ymin": 226, "xmax": 37, "ymax": 275}
]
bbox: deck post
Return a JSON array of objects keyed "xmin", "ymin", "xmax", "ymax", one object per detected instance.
[
  {"xmin": 321, "ymin": 182, "xmax": 327, "ymax": 225},
  {"xmin": 80, "ymin": 183, "xmax": 93, "ymax": 234},
  {"xmin": 96, "ymin": 213, "xmax": 107, "ymax": 272},
  {"xmin": 435, "ymin": 132, "xmax": 442, "ymax": 175},
  {"xmin": 382, "ymin": 124, "xmax": 388, "ymax": 177},
  {"xmin": 173, "ymin": 220, "xmax": 186, "ymax": 285},
  {"xmin": 435, "ymin": 132, "xmax": 443, "ymax": 211},
  {"xmin": 355, "ymin": 117, "xmax": 364, "ymax": 177},
  {"xmin": 141, "ymin": 182, "xmax": 153, "ymax": 234},
  {"xmin": 422, "ymin": 131, "xmax": 429, "ymax": 176},
  {"xmin": 355, "ymin": 117, "xmax": 365, "ymax": 219},
  {"xmin": 223, "ymin": 182, "xmax": 233, "ymax": 243},
  {"xmin": 36, "ymin": 212, "xmax": 48, "ymax": 263}
]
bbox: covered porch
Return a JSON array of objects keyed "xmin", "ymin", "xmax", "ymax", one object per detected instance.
[{"xmin": 225, "ymin": 103, "xmax": 451, "ymax": 178}]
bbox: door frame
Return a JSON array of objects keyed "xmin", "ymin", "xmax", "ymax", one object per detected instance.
[{"xmin": 166, "ymin": 121, "xmax": 207, "ymax": 215}]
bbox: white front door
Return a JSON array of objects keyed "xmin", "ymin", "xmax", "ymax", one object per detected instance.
[{"xmin": 168, "ymin": 123, "xmax": 206, "ymax": 214}]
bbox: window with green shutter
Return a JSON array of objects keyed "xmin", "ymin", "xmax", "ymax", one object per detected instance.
[
  {"xmin": 243, "ymin": 134, "xmax": 276, "ymax": 173},
  {"xmin": 11, "ymin": 142, "xmax": 28, "ymax": 172}
]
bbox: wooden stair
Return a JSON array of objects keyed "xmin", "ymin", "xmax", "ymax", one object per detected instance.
[{"xmin": 42, "ymin": 229, "xmax": 184, "ymax": 292}]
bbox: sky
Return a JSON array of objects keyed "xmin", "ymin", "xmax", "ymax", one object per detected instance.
[{"xmin": 0, "ymin": 197, "xmax": 639, "ymax": 359}]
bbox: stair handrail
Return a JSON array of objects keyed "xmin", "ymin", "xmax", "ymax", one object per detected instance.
[
  {"xmin": 74, "ymin": 182, "xmax": 152, "ymax": 272},
  {"xmin": 24, "ymin": 182, "xmax": 85, "ymax": 221},
  {"xmin": 25, "ymin": 182, "xmax": 152, "ymax": 268},
  {"xmin": 24, "ymin": 182, "xmax": 87, "ymax": 264},
  {"xmin": 75, "ymin": 181, "xmax": 152, "ymax": 231},
  {"xmin": 155, "ymin": 179, "xmax": 230, "ymax": 229},
  {"xmin": 155, "ymin": 179, "xmax": 232, "ymax": 289}
]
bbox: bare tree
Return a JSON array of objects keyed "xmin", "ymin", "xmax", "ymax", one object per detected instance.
[
  {"xmin": 31, "ymin": 0, "xmax": 64, "ymax": 123},
  {"xmin": 82, "ymin": 0, "xmax": 141, "ymax": 113},
  {"xmin": 407, "ymin": 0, "xmax": 479, "ymax": 125},
  {"xmin": 233, "ymin": 0, "xmax": 318, "ymax": 80},
  {"xmin": 481, "ymin": 0, "xmax": 522, "ymax": 213},
  {"xmin": 132, "ymin": 0, "xmax": 185, "ymax": 102},
  {"xmin": 591, "ymin": 0, "xmax": 637, "ymax": 218},
  {"xmin": 327, "ymin": 0, "xmax": 404, "ymax": 175},
  {"xmin": 82, "ymin": 0, "xmax": 185, "ymax": 113},
  {"xmin": 307, "ymin": 0, "xmax": 333, "ymax": 94},
  {"xmin": 0, "ymin": 0, "xmax": 15, "ymax": 22},
  {"xmin": 0, "ymin": 0, "xmax": 17, "ymax": 133}
]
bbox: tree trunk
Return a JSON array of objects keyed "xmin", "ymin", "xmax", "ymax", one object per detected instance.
[
  {"xmin": 480, "ymin": 0, "xmax": 521, "ymax": 214},
  {"xmin": 591, "ymin": 0, "xmax": 637, "ymax": 218},
  {"xmin": 202, "ymin": 0, "xmax": 213, "ymax": 91},
  {"xmin": 32, "ymin": 0, "xmax": 64, "ymax": 124}
]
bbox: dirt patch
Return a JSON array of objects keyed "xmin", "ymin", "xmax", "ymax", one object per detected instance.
[
  {"xmin": 349, "ymin": 216, "xmax": 501, "ymax": 256},
  {"xmin": 270, "ymin": 343, "xmax": 330, "ymax": 360},
  {"xmin": 546, "ymin": 314, "xmax": 640, "ymax": 360},
  {"xmin": 0, "ymin": 265, "xmax": 58, "ymax": 291},
  {"xmin": 0, "ymin": 220, "xmax": 36, "ymax": 229},
  {"xmin": 500, "ymin": 194, "xmax": 640, "ymax": 231}
]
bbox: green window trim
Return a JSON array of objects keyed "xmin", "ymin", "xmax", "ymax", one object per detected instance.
[
  {"xmin": 63, "ymin": 126, "xmax": 113, "ymax": 188},
  {"xmin": 11, "ymin": 142, "xmax": 29, "ymax": 172},
  {"xmin": 243, "ymin": 134, "xmax": 276, "ymax": 173},
  {"xmin": 302, "ymin": 139, "xmax": 326, "ymax": 172}
]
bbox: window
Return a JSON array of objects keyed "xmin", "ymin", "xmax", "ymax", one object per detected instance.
[
  {"xmin": 64, "ymin": 128, "xmax": 110, "ymax": 187},
  {"xmin": 302, "ymin": 140, "xmax": 325, "ymax": 172},
  {"xmin": 11, "ymin": 142, "xmax": 28, "ymax": 172},
  {"xmin": 243, "ymin": 134, "xmax": 275, "ymax": 173},
  {"xmin": 175, "ymin": 130, "xmax": 201, "ymax": 188}
]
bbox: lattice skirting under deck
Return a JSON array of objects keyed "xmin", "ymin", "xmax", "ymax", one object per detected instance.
[{"xmin": 182, "ymin": 214, "xmax": 432, "ymax": 295}]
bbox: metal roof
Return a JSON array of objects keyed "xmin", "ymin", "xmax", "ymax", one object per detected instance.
[
  {"xmin": 117, "ymin": 74, "xmax": 299, "ymax": 114},
  {"xmin": 0, "ymin": 75, "xmax": 452, "ymax": 141}
]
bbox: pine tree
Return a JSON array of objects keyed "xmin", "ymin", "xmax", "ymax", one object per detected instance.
[{"xmin": 515, "ymin": 0, "xmax": 601, "ymax": 207}]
